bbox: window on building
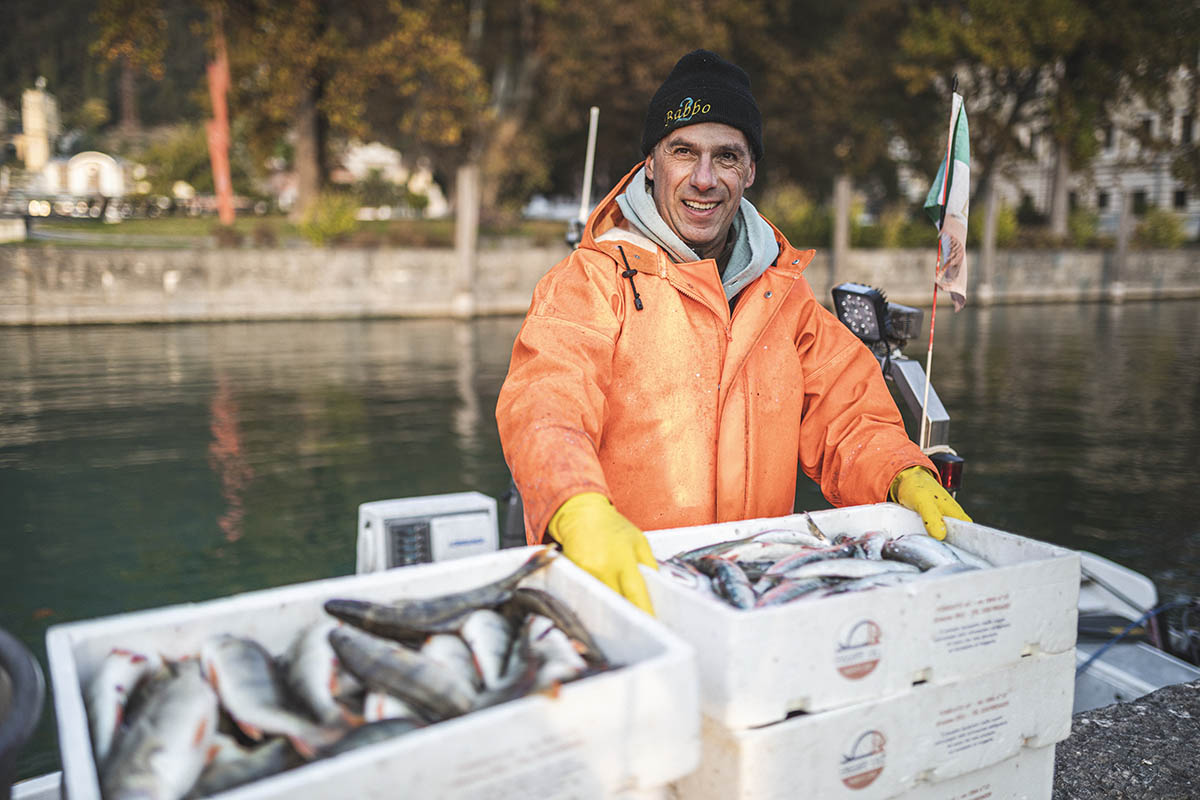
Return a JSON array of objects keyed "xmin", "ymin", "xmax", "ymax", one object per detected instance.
[
  {"xmin": 1183, "ymin": 113, "xmax": 1195, "ymax": 144},
  {"xmin": 1132, "ymin": 190, "xmax": 1149, "ymax": 215},
  {"xmin": 1068, "ymin": 191, "xmax": 1078, "ymax": 210},
  {"xmin": 1098, "ymin": 191, "xmax": 1109, "ymax": 210},
  {"xmin": 1140, "ymin": 117, "xmax": 1154, "ymax": 141},
  {"xmin": 1176, "ymin": 189, "xmax": 1188, "ymax": 210},
  {"xmin": 1102, "ymin": 125, "xmax": 1115, "ymax": 150}
]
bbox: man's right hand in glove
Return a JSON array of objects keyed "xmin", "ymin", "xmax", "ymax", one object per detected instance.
[{"xmin": 547, "ymin": 492, "xmax": 657, "ymax": 615}]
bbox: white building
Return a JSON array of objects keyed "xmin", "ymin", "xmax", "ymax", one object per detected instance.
[{"xmin": 996, "ymin": 73, "xmax": 1198, "ymax": 239}]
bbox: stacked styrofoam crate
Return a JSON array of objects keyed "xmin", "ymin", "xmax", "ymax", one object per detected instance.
[
  {"xmin": 47, "ymin": 547, "xmax": 700, "ymax": 800},
  {"xmin": 643, "ymin": 503, "xmax": 1080, "ymax": 800}
]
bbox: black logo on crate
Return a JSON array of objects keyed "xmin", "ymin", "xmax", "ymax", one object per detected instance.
[
  {"xmin": 839, "ymin": 729, "xmax": 887, "ymax": 789},
  {"xmin": 835, "ymin": 619, "xmax": 883, "ymax": 680}
]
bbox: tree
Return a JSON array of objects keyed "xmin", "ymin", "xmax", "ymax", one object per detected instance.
[
  {"xmin": 90, "ymin": 0, "xmax": 169, "ymax": 136},
  {"xmin": 898, "ymin": 0, "xmax": 1199, "ymax": 232}
]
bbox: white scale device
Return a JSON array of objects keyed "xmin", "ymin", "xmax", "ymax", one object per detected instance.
[{"xmin": 356, "ymin": 492, "xmax": 499, "ymax": 574}]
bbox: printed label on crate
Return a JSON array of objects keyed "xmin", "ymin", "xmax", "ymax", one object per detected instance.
[
  {"xmin": 834, "ymin": 618, "xmax": 883, "ymax": 680},
  {"xmin": 933, "ymin": 691, "xmax": 1012, "ymax": 756},
  {"xmin": 839, "ymin": 729, "xmax": 887, "ymax": 790},
  {"xmin": 930, "ymin": 592, "xmax": 1013, "ymax": 654}
]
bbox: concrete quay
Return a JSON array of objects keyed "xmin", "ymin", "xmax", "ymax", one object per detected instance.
[
  {"xmin": 1, "ymin": 243, "xmax": 1198, "ymax": 325},
  {"xmin": 1054, "ymin": 680, "xmax": 1200, "ymax": 799}
]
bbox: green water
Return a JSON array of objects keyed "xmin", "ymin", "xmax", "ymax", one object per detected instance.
[{"xmin": 3, "ymin": 301, "xmax": 1199, "ymax": 781}]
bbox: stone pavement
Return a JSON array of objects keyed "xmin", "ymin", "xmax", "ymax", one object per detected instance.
[{"xmin": 1054, "ymin": 680, "xmax": 1200, "ymax": 799}]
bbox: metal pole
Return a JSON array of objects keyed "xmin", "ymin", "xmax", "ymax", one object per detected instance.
[{"xmin": 578, "ymin": 106, "xmax": 600, "ymax": 225}]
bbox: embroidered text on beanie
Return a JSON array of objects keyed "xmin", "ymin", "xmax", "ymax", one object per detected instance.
[{"xmin": 641, "ymin": 49, "xmax": 763, "ymax": 161}]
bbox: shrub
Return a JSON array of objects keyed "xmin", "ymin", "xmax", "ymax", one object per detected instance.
[
  {"xmin": 1067, "ymin": 209, "xmax": 1100, "ymax": 248},
  {"xmin": 966, "ymin": 203, "xmax": 1018, "ymax": 248},
  {"xmin": 210, "ymin": 224, "xmax": 243, "ymax": 248},
  {"xmin": 1135, "ymin": 207, "xmax": 1186, "ymax": 249},
  {"xmin": 757, "ymin": 184, "xmax": 830, "ymax": 248},
  {"xmin": 251, "ymin": 222, "xmax": 278, "ymax": 247},
  {"xmin": 298, "ymin": 193, "xmax": 360, "ymax": 246}
]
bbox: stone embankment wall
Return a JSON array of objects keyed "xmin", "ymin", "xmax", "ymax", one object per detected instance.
[{"xmin": 1, "ymin": 244, "xmax": 1197, "ymax": 325}]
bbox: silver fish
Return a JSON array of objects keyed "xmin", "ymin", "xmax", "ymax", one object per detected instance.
[
  {"xmin": 420, "ymin": 632, "xmax": 484, "ymax": 692},
  {"xmin": 362, "ymin": 690, "xmax": 422, "ymax": 723},
  {"xmin": 199, "ymin": 634, "xmax": 343, "ymax": 759},
  {"xmin": 522, "ymin": 615, "xmax": 589, "ymax": 690},
  {"xmin": 85, "ymin": 647, "xmax": 163, "ymax": 766},
  {"xmin": 324, "ymin": 548, "xmax": 556, "ymax": 640},
  {"xmin": 754, "ymin": 577, "xmax": 830, "ymax": 607},
  {"xmin": 457, "ymin": 610, "xmax": 512, "ymax": 691},
  {"xmin": 762, "ymin": 542, "xmax": 860, "ymax": 577},
  {"xmin": 819, "ymin": 570, "xmax": 922, "ymax": 596},
  {"xmin": 941, "ymin": 541, "xmax": 992, "ymax": 569},
  {"xmin": 505, "ymin": 587, "xmax": 609, "ymax": 668},
  {"xmin": 100, "ymin": 662, "xmax": 219, "ymax": 800},
  {"xmin": 284, "ymin": 620, "xmax": 362, "ymax": 726},
  {"xmin": 187, "ymin": 734, "xmax": 301, "ymax": 799},
  {"xmin": 881, "ymin": 534, "xmax": 964, "ymax": 571},
  {"xmin": 695, "ymin": 557, "xmax": 757, "ymax": 609},
  {"xmin": 776, "ymin": 558, "xmax": 920, "ymax": 582},
  {"xmin": 329, "ymin": 626, "xmax": 480, "ymax": 722},
  {"xmin": 321, "ymin": 717, "xmax": 425, "ymax": 758}
]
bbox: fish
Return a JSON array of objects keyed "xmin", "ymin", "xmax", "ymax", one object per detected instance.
[
  {"xmin": 881, "ymin": 534, "xmax": 965, "ymax": 571},
  {"xmin": 761, "ymin": 541, "xmax": 860, "ymax": 577},
  {"xmin": 362, "ymin": 690, "xmax": 422, "ymax": 724},
  {"xmin": 199, "ymin": 634, "xmax": 344, "ymax": 759},
  {"xmin": 283, "ymin": 620, "xmax": 363, "ymax": 727},
  {"xmin": 329, "ymin": 626, "xmax": 480, "ymax": 722},
  {"xmin": 324, "ymin": 548, "xmax": 556, "ymax": 640},
  {"xmin": 694, "ymin": 557, "xmax": 757, "ymax": 609},
  {"xmin": 677, "ymin": 538, "xmax": 817, "ymax": 565},
  {"xmin": 320, "ymin": 717, "xmax": 426, "ymax": 758},
  {"xmin": 420, "ymin": 632, "xmax": 484, "ymax": 692},
  {"xmin": 521, "ymin": 614, "xmax": 589, "ymax": 690},
  {"xmin": 941, "ymin": 541, "xmax": 993, "ymax": 569},
  {"xmin": 100, "ymin": 661, "xmax": 219, "ymax": 800},
  {"xmin": 456, "ymin": 610, "xmax": 512, "ymax": 691},
  {"xmin": 818, "ymin": 570, "xmax": 923, "ymax": 596},
  {"xmin": 657, "ymin": 558, "xmax": 720, "ymax": 598},
  {"xmin": 772, "ymin": 558, "xmax": 920, "ymax": 582},
  {"xmin": 834, "ymin": 530, "xmax": 891, "ymax": 560},
  {"xmin": 504, "ymin": 587, "xmax": 609, "ymax": 668},
  {"xmin": 85, "ymin": 647, "xmax": 163, "ymax": 766},
  {"xmin": 754, "ymin": 577, "xmax": 830, "ymax": 608},
  {"xmin": 186, "ymin": 735, "xmax": 302, "ymax": 799}
]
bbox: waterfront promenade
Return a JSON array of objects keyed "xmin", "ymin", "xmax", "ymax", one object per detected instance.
[{"xmin": 2, "ymin": 243, "xmax": 1198, "ymax": 325}]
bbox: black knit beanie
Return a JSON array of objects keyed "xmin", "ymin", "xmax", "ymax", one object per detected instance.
[{"xmin": 641, "ymin": 49, "xmax": 763, "ymax": 161}]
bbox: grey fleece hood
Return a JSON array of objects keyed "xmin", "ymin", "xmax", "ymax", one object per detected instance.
[{"xmin": 616, "ymin": 166, "xmax": 779, "ymax": 301}]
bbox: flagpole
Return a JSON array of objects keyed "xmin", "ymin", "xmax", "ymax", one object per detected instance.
[{"xmin": 919, "ymin": 75, "xmax": 960, "ymax": 451}]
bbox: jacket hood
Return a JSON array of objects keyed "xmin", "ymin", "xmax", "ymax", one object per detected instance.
[{"xmin": 580, "ymin": 162, "xmax": 811, "ymax": 280}]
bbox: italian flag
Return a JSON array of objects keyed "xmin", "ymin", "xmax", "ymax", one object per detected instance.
[{"xmin": 923, "ymin": 92, "xmax": 970, "ymax": 311}]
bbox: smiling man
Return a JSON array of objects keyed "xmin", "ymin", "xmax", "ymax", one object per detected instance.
[{"xmin": 496, "ymin": 50, "xmax": 969, "ymax": 613}]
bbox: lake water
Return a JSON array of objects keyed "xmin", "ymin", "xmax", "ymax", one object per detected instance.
[{"xmin": 3, "ymin": 299, "xmax": 1199, "ymax": 781}]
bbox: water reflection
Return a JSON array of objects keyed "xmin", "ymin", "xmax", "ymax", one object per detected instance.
[
  {"xmin": 1, "ymin": 301, "xmax": 1198, "ymax": 781},
  {"xmin": 209, "ymin": 374, "xmax": 252, "ymax": 542}
]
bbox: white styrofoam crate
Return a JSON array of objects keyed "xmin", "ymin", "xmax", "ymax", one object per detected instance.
[
  {"xmin": 644, "ymin": 503, "xmax": 1080, "ymax": 728},
  {"xmin": 47, "ymin": 547, "xmax": 700, "ymax": 800},
  {"xmin": 670, "ymin": 649, "xmax": 1072, "ymax": 800}
]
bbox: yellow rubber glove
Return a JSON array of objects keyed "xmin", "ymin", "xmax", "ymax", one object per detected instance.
[
  {"xmin": 547, "ymin": 492, "xmax": 657, "ymax": 615},
  {"xmin": 890, "ymin": 466, "xmax": 972, "ymax": 541}
]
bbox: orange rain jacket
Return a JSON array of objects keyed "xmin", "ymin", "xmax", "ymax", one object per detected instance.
[{"xmin": 497, "ymin": 164, "xmax": 935, "ymax": 545}]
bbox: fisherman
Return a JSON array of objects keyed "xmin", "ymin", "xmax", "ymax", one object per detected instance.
[{"xmin": 495, "ymin": 49, "xmax": 969, "ymax": 614}]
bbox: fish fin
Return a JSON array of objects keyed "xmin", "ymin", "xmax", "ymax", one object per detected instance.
[
  {"xmin": 287, "ymin": 734, "xmax": 317, "ymax": 760},
  {"xmin": 339, "ymin": 705, "xmax": 366, "ymax": 728},
  {"xmin": 236, "ymin": 720, "xmax": 264, "ymax": 741},
  {"xmin": 194, "ymin": 718, "xmax": 211, "ymax": 747}
]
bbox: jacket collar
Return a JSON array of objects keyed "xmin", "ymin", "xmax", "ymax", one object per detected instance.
[{"xmin": 584, "ymin": 162, "xmax": 814, "ymax": 282}]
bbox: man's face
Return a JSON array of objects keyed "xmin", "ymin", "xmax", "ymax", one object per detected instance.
[{"xmin": 645, "ymin": 122, "xmax": 756, "ymax": 261}]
